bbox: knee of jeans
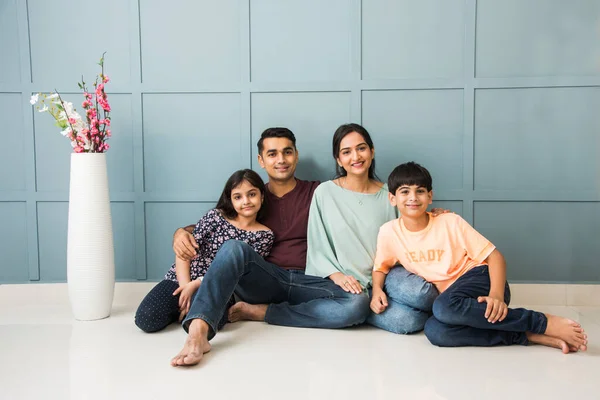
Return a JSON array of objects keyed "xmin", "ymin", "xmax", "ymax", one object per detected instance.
[
  {"xmin": 335, "ymin": 294, "xmax": 370, "ymax": 327},
  {"xmin": 431, "ymin": 296, "xmax": 457, "ymax": 325},
  {"xmin": 388, "ymin": 314, "xmax": 427, "ymax": 335},
  {"xmin": 424, "ymin": 317, "xmax": 449, "ymax": 347}
]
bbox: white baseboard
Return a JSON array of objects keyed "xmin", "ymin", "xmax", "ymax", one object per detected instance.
[{"xmin": 2, "ymin": 282, "xmax": 600, "ymax": 307}]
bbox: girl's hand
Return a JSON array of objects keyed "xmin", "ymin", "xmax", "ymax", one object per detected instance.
[
  {"xmin": 173, "ymin": 280, "xmax": 201, "ymax": 320},
  {"xmin": 329, "ymin": 272, "xmax": 363, "ymax": 294},
  {"xmin": 477, "ymin": 295, "xmax": 508, "ymax": 323},
  {"xmin": 370, "ymin": 289, "xmax": 388, "ymax": 314}
]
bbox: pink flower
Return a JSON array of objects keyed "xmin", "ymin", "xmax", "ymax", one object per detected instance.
[
  {"xmin": 68, "ymin": 118, "xmax": 77, "ymax": 124},
  {"xmin": 102, "ymin": 75, "xmax": 110, "ymax": 83},
  {"xmin": 74, "ymin": 146, "xmax": 84, "ymax": 153}
]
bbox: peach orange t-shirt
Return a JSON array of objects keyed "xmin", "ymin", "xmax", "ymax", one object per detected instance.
[{"xmin": 373, "ymin": 213, "xmax": 495, "ymax": 293}]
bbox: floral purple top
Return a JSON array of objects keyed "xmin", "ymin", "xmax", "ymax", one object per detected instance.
[{"xmin": 164, "ymin": 209, "xmax": 274, "ymax": 282}]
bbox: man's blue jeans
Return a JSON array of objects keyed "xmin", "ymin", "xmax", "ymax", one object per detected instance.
[
  {"xmin": 424, "ymin": 265, "xmax": 548, "ymax": 347},
  {"xmin": 366, "ymin": 266, "xmax": 439, "ymax": 334},
  {"xmin": 183, "ymin": 240, "xmax": 370, "ymax": 339}
]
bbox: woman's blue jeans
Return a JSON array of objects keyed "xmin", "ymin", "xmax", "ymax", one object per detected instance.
[{"xmin": 366, "ymin": 266, "xmax": 440, "ymax": 334}]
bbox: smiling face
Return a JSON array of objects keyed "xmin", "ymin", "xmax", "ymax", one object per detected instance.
[
  {"xmin": 257, "ymin": 137, "xmax": 299, "ymax": 183},
  {"xmin": 335, "ymin": 131, "xmax": 375, "ymax": 179},
  {"xmin": 389, "ymin": 185, "xmax": 433, "ymax": 219},
  {"xmin": 230, "ymin": 179, "xmax": 263, "ymax": 219}
]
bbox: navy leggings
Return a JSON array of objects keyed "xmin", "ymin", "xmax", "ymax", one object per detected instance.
[{"xmin": 135, "ymin": 279, "xmax": 232, "ymax": 333}]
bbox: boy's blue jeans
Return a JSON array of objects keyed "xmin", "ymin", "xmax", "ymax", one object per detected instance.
[
  {"xmin": 183, "ymin": 240, "xmax": 370, "ymax": 339},
  {"xmin": 366, "ymin": 266, "xmax": 440, "ymax": 334},
  {"xmin": 424, "ymin": 265, "xmax": 548, "ymax": 347}
]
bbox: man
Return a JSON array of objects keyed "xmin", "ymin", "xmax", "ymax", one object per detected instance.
[{"xmin": 170, "ymin": 127, "xmax": 370, "ymax": 366}]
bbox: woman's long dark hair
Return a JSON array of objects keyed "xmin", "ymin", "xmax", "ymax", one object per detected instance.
[
  {"xmin": 332, "ymin": 123, "xmax": 379, "ymax": 181},
  {"xmin": 216, "ymin": 169, "xmax": 267, "ymax": 220}
]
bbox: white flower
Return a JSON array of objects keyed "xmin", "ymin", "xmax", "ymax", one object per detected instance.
[
  {"xmin": 61, "ymin": 127, "xmax": 72, "ymax": 137},
  {"xmin": 30, "ymin": 94, "xmax": 39, "ymax": 105},
  {"xmin": 38, "ymin": 105, "xmax": 48, "ymax": 113},
  {"xmin": 47, "ymin": 93, "xmax": 59, "ymax": 100}
]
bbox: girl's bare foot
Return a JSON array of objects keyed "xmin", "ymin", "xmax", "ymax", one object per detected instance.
[
  {"xmin": 543, "ymin": 315, "xmax": 588, "ymax": 352},
  {"xmin": 228, "ymin": 302, "xmax": 267, "ymax": 322},
  {"xmin": 170, "ymin": 319, "xmax": 211, "ymax": 367}
]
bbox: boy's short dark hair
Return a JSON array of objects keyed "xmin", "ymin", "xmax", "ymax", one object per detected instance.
[
  {"xmin": 388, "ymin": 162, "xmax": 433, "ymax": 194},
  {"xmin": 257, "ymin": 127, "xmax": 297, "ymax": 154}
]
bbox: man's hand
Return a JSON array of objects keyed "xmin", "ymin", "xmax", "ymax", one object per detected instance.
[
  {"xmin": 329, "ymin": 272, "xmax": 363, "ymax": 294},
  {"xmin": 370, "ymin": 289, "xmax": 388, "ymax": 314},
  {"xmin": 477, "ymin": 295, "xmax": 508, "ymax": 323},
  {"xmin": 173, "ymin": 228, "xmax": 198, "ymax": 261}
]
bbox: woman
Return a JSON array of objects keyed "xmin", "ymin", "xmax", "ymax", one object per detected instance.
[{"xmin": 305, "ymin": 123, "xmax": 440, "ymax": 334}]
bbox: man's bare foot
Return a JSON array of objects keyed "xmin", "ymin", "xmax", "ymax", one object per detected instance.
[
  {"xmin": 228, "ymin": 302, "xmax": 267, "ymax": 322},
  {"xmin": 543, "ymin": 314, "xmax": 588, "ymax": 352},
  {"xmin": 170, "ymin": 319, "xmax": 211, "ymax": 367}
]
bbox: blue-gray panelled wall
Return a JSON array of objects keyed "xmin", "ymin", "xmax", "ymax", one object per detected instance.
[{"xmin": 1, "ymin": 0, "xmax": 599, "ymax": 284}]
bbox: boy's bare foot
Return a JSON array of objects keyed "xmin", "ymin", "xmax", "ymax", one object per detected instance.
[
  {"xmin": 170, "ymin": 319, "xmax": 211, "ymax": 367},
  {"xmin": 228, "ymin": 302, "xmax": 267, "ymax": 322},
  {"xmin": 526, "ymin": 332, "xmax": 572, "ymax": 353},
  {"xmin": 543, "ymin": 315, "xmax": 588, "ymax": 352}
]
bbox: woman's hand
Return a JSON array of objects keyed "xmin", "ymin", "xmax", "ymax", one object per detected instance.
[
  {"xmin": 370, "ymin": 288, "xmax": 388, "ymax": 314},
  {"xmin": 329, "ymin": 272, "xmax": 363, "ymax": 294},
  {"xmin": 173, "ymin": 228, "xmax": 198, "ymax": 261},
  {"xmin": 477, "ymin": 295, "xmax": 508, "ymax": 323},
  {"xmin": 430, "ymin": 208, "xmax": 451, "ymax": 216},
  {"xmin": 173, "ymin": 280, "xmax": 201, "ymax": 321}
]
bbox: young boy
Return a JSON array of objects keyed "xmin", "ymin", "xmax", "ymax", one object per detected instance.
[{"xmin": 370, "ymin": 162, "xmax": 588, "ymax": 353}]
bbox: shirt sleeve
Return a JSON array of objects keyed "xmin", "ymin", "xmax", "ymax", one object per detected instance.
[
  {"xmin": 305, "ymin": 190, "xmax": 344, "ymax": 278},
  {"xmin": 455, "ymin": 215, "xmax": 496, "ymax": 264},
  {"xmin": 250, "ymin": 231, "xmax": 274, "ymax": 258},
  {"xmin": 192, "ymin": 209, "xmax": 218, "ymax": 248},
  {"xmin": 373, "ymin": 223, "xmax": 400, "ymax": 274}
]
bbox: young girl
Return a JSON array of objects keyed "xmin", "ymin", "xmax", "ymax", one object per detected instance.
[{"xmin": 135, "ymin": 169, "xmax": 274, "ymax": 333}]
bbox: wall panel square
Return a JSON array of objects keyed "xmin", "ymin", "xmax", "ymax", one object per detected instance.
[
  {"xmin": 474, "ymin": 87, "xmax": 600, "ymax": 191},
  {"xmin": 0, "ymin": 94, "xmax": 26, "ymax": 191},
  {"xmin": 250, "ymin": 0, "xmax": 352, "ymax": 82},
  {"xmin": 476, "ymin": 0, "xmax": 600, "ymax": 77},
  {"xmin": 28, "ymin": 0, "xmax": 132, "ymax": 88},
  {"xmin": 143, "ymin": 93, "xmax": 247, "ymax": 196},
  {"xmin": 362, "ymin": 0, "xmax": 464, "ymax": 79},
  {"xmin": 112, "ymin": 202, "xmax": 136, "ymax": 280},
  {"xmin": 362, "ymin": 90, "xmax": 464, "ymax": 189},
  {"xmin": 0, "ymin": 0, "xmax": 21, "ymax": 84},
  {"xmin": 0, "ymin": 202, "xmax": 28, "ymax": 282},
  {"xmin": 474, "ymin": 202, "xmax": 600, "ymax": 282},
  {"xmin": 34, "ymin": 94, "xmax": 134, "ymax": 193},
  {"xmin": 37, "ymin": 202, "xmax": 68, "ymax": 281},
  {"xmin": 144, "ymin": 202, "xmax": 214, "ymax": 281},
  {"xmin": 251, "ymin": 92, "xmax": 352, "ymax": 182},
  {"xmin": 140, "ymin": 0, "xmax": 241, "ymax": 86}
]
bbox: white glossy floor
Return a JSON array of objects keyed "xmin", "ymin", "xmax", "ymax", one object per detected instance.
[{"xmin": 1, "ymin": 283, "xmax": 598, "ymax": 400}]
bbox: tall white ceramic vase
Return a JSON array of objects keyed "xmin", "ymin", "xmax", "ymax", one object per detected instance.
[{"xmin": 67, "ymin": 153, "xmax": 115, "ymax": 321}]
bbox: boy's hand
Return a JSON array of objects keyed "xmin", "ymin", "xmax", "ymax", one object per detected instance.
[
  {"xmin": 370, "ymin": 289, "xmax": 388, "ymax": 314},
  {"xmin": 173, "ymin": 280, "xmax": 201, "ymax": 320},
  {"xmin": 329, "ymin": 272, "xmax": 363, "ymax": 294},
  {"xmin": 477, "ymin": 295, "xmax": 508, "ymax": 323}
]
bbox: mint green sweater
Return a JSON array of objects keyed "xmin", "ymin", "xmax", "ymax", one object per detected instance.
[{"xmin": 305, "ymin": 180, "xmax": 398, "ymax": 287}]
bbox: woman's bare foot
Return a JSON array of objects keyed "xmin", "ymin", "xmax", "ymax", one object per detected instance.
[
  {"xmin": 228, "ymin": 302, "xmax": 267, "ymax": 322},
  {"xmin": 543, "ymin": 315, "xmax": 588, "ymax": 352},
  {"xmin": 170, "ymin": 319, "xmax": 211, "ymax": 367}
]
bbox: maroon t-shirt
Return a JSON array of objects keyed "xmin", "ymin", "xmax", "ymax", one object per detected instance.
[{"xmin": 260, "ymin": 179, "xmax": 320, "ymax": 270}]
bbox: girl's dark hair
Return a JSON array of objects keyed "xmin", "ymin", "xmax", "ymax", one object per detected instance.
[
  {"xmin": 332, "ymin": 123, "xmax": 379, "ymax": 181},
  {"xmin": 216, "ymin": 169, "xmax": 267, "ymax": 220}
]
